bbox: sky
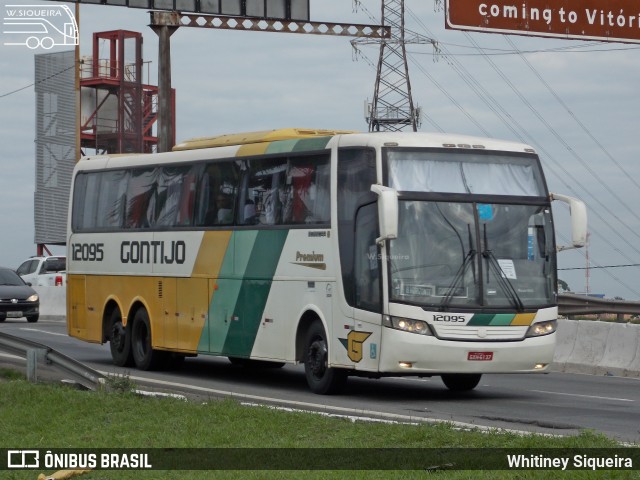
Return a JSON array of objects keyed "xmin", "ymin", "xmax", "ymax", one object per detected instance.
[{"xmin": 0, "ymin": 0, "xmax": 639, "ymax": 300}]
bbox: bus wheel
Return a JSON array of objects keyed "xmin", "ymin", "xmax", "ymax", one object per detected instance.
[
  {"xmin": 130, "ymin": 308, "xmax": 161, "ymax": 370},
  {"xmin": 109, "ymin": 308, "xmax": 133, "ymax": 367},
  {"xmin": 303, "ymin": 322, "xmax": 347, "ymax": 395},
  {"xmin": 441, "ymin": 374, "xmax": 482, "ymax": 392}
]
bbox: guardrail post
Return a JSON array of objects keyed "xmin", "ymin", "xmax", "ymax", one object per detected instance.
[{"xmin": 26, "ymin": 349, "xmax": 38, "ymax": 383}]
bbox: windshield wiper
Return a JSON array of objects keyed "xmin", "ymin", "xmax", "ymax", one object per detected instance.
[
  {"xmin": 482, "ymin": 223, "xmax": 524, "ymax": 312},
  {"xmin": 439, "ymin": 249, "xmax": 476, "ymax": 311}
]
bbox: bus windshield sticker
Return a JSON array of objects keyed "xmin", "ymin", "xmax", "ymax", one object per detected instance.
[
  {"xmin": 478, "ymin": 204, "xmax": 493, "ymax": 220},
  {"xmin": 497, "ymin": 259, "xmax": 517, "ymax": 279}
]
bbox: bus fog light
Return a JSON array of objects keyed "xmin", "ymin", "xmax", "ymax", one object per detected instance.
[
  {"xmin": 534, "ymin": 363, "xmax": 547, "ymax": 370},
  {"xmin": 526, "ymin": 320, "xmax": 557, "ymax": 337},
  {"xmin": 399, "ymin": 362, "xmax": 413, "ymax": 368},
  {"xmin": 383, "ymin": 315, "xmax": 434, "ymax": 336}
]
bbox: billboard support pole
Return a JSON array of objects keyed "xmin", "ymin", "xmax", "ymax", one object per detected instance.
[{"xmin": 151, "ymin": 13, "xmax": 179, "ymax": 153}]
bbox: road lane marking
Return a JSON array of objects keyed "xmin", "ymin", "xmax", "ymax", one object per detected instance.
[
  {"xmin": 530, "ymin": 390, "xmax": 634, "ymax": 402},
  {"xmin": 19, "ymin": 328, "xmax": 68, "ymax": 337}
]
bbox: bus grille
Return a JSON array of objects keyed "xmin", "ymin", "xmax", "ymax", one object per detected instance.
[{"xmin": 432, "ymin": 325, "xmax": 527, "ymax": 341}]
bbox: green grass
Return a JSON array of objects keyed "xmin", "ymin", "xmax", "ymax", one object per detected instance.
[{"xmin": 0, "ymin": 377, "xmax": 636, "ymax": 479}]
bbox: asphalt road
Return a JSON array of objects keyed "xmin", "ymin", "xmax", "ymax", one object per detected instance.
[{"xmin": 1, "ymin": 317, "xmax": 639, "ymax": 444}]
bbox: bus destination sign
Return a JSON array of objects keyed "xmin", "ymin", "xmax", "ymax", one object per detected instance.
[{"xmin": 445, "ymin": 0, "xmax": 640, "ymax": 44}]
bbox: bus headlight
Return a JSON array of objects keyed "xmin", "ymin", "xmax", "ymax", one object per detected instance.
[
  {"xmin": 27, "ymin": 294, "xmax": 39, "ymax": 303},
  {"xmin": 383, "ymin": 315, "xmax": 434, "ymax": 336},
  {"xmin": 526, "ymin": 320, "xmax": 557, "ymax": 337}
]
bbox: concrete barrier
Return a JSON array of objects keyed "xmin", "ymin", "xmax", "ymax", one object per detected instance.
[
  {"xmin": 33, "ymin": 286, "xmax": 66, "ymax": 320},
  {"xmin": 552, "ymin": 319, "xmax": 578, "ymax": 371},
  {"xmin": 554, "ymin": 319, "xmax": 640, "ymax": 378},
  {"xmin": 598, "ymin": 322, "xmax": 640, "ymax": 377}
]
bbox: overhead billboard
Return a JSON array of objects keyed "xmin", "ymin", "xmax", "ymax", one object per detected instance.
[
  {"xmin": 446, "ymin": 0, "xmax": 640, "ymax": 43},
  {"xmin": 58, "ymin": 0, "xmax": 310, "ymax": 21}
]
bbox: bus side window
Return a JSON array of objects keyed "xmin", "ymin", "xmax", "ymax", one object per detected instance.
[
  {"xmin": 71, "ymin": 172, "xmax": 91, "ymax": 231},
  {"xmin": 208, "ymin": 162, "xmax": 239, "ymax": 226},
  {"xmin": 243, "ymin": 157, "xmax": 287, "ymax": 226},
  {"xmin": 177, "ymin": 169, "xmax": 199, "ymax": 226},
  {"xmin": 96, "ymin": 170, "xmax": 129, "ymax": 229},
  {"xmin": 126, "ymin": 168, "xmax": 155, "ymax": 229},
  {"xmin": 155, "ymin": 166, "xmax": 189, "ymax": 227},
  {"xmin": 288, "ymin": 155, "xmax": 330, "ymax": 225}
]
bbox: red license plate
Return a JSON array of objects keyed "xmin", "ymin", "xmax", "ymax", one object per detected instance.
[{"xmin": 468, "ymin": 352, "xmax": 493, "ymax": 361}]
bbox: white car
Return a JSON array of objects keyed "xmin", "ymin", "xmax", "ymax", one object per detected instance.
[{"xmin": 16, "ymin": 256, "xmax": 66, "ymax": 287}]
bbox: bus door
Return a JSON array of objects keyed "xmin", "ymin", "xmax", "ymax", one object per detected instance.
[{"xmin": 351, "ymin": 202, "xmax": 382, "ymax": 371}]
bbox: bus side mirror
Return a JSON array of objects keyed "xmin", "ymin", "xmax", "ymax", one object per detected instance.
[
  {"xmin": 550, "ymin": 193, "xmax": 588, "ymax": 252},
  {"xmin": 371, "ymin": 184, "xmax": 398, "ymax": 244}
]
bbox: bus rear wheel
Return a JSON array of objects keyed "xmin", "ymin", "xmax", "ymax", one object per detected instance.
[
  {"xmin": 303, "ymin": 321, "xmax": 347, "ymax": 395},
  {"xmin": 131, "ymin": 308, "xmax": 162, "ymax": 370},
  {"xmin": 109, "ymin": 308, "xmax": 133, "ymax": 367},
  {"xmin": 441, "ymin": 374, "xmax": 482, "ymax": 392}
]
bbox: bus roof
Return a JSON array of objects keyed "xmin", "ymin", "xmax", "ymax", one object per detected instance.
[{"xmin": 172, "ymin": 128, "xmax": 357, "ymax": 151}]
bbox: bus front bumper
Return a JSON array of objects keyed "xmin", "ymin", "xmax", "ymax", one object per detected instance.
[{"xmin": 378, "ymin": 327, "xmax": 556, "ymax": 374}]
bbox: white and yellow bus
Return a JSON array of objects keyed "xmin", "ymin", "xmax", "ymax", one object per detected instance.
[{"xmin": 67, "ymin": 129, "xmax": 587, "ymax": 394}]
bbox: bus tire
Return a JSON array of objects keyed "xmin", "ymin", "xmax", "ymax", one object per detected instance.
[
  {"xmin": 130, "ymin": 308, "xmax": 162, "ymax": 371},
  {"xmin": 303, "ymin": 321, "xmax": 347, "ymax": 395},
  {"xmin": 109, "ymin": 308, "xmax": 133, "ymax": 367},
  {"xmin": 441, "ymin": 374, "xmax": 482, "ymax": 392}
]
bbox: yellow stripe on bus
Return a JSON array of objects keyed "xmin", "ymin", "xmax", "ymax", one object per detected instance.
[
  {"xmin": 510, "ymin": 313, "xmax": 537, "ymax": 326},
  {"xmin": 192, "ymin": 231, "xmax": 232, "ymax": 277}
]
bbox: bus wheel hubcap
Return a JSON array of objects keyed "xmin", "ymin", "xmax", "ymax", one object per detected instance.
[
  {"xmin": 308, "ymin": 340, "xmax": 327, "ymax": 377},
  {"xmin": 112, "ymin": 323, "xmax": 125, "ymax": 351}
]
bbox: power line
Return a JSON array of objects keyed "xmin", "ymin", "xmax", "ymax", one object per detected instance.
[
  {"xmin": 559, "ymin": 264, "xmax": 640, "ymax": 271},
  {"xmin": 505, "ymin": 36, "xmax": 640, "ymax": 192},
  {"xmin": 0, "ymin": 64, "xmax": 75, "ymax": 99}
]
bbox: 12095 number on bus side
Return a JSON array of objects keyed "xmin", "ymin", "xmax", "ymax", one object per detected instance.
[{"xmin": 72, "ymin": 243, "xmax": 104, "ymax": 262}]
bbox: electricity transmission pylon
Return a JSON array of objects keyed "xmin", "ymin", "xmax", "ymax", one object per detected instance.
[{"xmin": 353, "ymin": 0, "xmax": 434, "ymax": 132}]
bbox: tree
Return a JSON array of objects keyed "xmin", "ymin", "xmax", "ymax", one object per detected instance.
[{"xmin": 558, "ymin": 279, "xmax": 570, "ymax": 292}]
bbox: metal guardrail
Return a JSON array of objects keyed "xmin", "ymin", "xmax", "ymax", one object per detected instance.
[
  {"xmin": 558, "ymin": 293, "xmax": 640, "ymax": 317},
  {"xmin": 0, "ymin": 332, "xmax": 105, "ymax": 388}
]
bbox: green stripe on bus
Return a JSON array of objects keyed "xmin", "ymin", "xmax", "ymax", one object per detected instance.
[
  {"xmin": 264, "ymin": 139, "xmax": 300, "ymax": 154},
  {"xmin": 292, "ymin": 137, "xmax": 332, "ymax": 151},
  {"xmin": 489, "ymin": 314, "xmax": 516, "ymax": 326},
  {"xmin": 220, "ymin": 230, "xmax": 289, "ymax": 357},
  {"xmin": 466, "ymin": 314, "xmax": 495, "ymax": 326},
  {"xmin": 467, "ymin": 313, "xmax": 517, "ymax": 326},
  {"xmin": 199, "ymin": 230, "xmax": 259, "ymax": 354},
  {"xmin": 199, "ymin": 233, "xmax": 238, "ymax": 354}
]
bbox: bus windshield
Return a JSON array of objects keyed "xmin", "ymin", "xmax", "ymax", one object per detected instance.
[
  {"xmin": 385, "ymin": 147, "xmax": 555, "ymax": 310},
  {"xmin": 389, "ymin": 201, "xmax": 556, "ymax": 310},
  {"xmin": 386, "ymin": 148, "xmax": 545, "ymax": 196}
]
